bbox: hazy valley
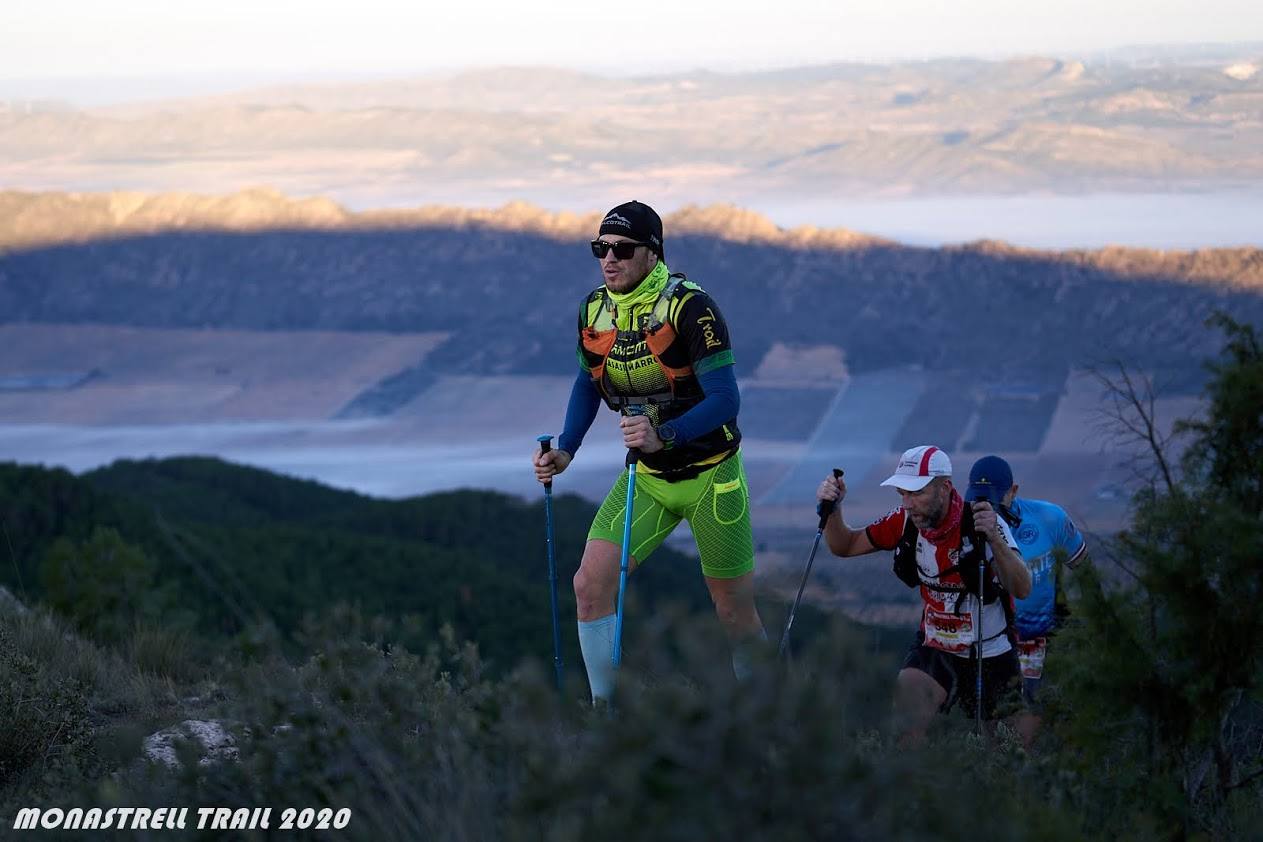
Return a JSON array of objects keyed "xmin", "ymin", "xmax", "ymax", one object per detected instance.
[{"xmin": 3, "ymin": 189, "xmax": 1260, "ymax": 622}]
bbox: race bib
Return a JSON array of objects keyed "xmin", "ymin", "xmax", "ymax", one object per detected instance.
[
  {"xmin": 1016, "ymin": 637, "xmax": 1048, "ymax": 679},
  {"xmin": 924, "ymin": 606, "xmax": 974, "ymax": 655}
]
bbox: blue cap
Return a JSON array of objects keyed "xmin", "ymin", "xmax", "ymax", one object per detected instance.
[{"xmin": 967, "ymin": 455, "xmax": 1013, "ymax": 505}]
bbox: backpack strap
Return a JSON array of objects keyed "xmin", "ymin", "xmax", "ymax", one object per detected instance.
[
  {"xmin": 645, "ymin": 273, "xmax": 686, "ymax": 332},
  {"xmin": 891, "ymin": 514, "xmax": 921, "ymax": 589}
]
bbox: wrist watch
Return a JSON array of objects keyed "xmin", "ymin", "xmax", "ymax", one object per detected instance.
[{"xmin": 656, "ymin": 422, "xmax": 677, "ymax": 450}]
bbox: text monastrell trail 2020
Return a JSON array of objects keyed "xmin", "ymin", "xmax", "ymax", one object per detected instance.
[{"xmin": 11, "ymin": 806, "xmax": 353, "ymax": 832}]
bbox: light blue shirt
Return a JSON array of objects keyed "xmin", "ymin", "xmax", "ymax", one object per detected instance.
[{"xmin": 1010, "ymin": 497, "xmax": 1087, "ymax": 639}]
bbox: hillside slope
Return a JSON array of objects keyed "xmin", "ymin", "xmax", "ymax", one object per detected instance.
[{"xmin": 2, "ymin": 191, "xmax": 1260, "ymax": 386}]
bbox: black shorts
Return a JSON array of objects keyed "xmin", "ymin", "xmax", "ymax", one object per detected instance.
[{"xmin": 902, "ymin": 631, "xmax": 1022, "ymax": 721}]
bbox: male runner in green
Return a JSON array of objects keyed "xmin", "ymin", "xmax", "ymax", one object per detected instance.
[{"xmin": 533, "ymin": 200, "xmax": 765, "ymax": 702}]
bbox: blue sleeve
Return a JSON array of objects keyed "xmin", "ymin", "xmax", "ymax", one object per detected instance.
[
  {"xmin": 558, "ymin": 370, "xmax": 600, "ymax": 456},
  {"xmin": 666, "ymin": 363, "xmax": 739, "ymax": 444},
  {"xmin": 1058, "ymin": 509, "xmax": 1088, "ymax": 566}
]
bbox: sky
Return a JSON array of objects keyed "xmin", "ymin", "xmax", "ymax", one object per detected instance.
[{"xmin": 3, "ymin": 0, "xmax": 1262, "ymax": 102}]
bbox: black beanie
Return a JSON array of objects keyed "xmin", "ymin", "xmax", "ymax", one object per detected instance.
[{"xmin": 599, "ymin": 200, "xmax": 664, "ymax": 258}]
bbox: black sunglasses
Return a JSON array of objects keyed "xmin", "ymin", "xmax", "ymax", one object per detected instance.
[{"xmin": 590, "ymin": 239, "xmax": 652, "ymax": 260}]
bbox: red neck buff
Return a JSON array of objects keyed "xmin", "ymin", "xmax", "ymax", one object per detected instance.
[{"xmin": 919, "ymin": 487, "xmax": 963, "ymax": 544}]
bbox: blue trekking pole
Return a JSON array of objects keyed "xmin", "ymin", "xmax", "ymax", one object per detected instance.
[
  {"xmin": 778, "ymin": 468, "xmax": 844, "ymax": 659},
  {"xmin": 611, "ymin": 405, "xmax": 642, "ymax": 668},
  {"xmin": 537, "ymin": 435, "xmax": 565, "ymax": 692}
]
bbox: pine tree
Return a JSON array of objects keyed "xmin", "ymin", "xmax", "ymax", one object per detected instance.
[{"xmin": 1052, "ymin": 313, "xmax": 1263, "ymax": 837}]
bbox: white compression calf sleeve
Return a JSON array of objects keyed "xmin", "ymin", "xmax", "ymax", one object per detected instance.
[
  {"xmin": 577, "ymin": 614, "xmax": 619, "ymax": 703},
  {"xmin": 731, "ymin": 627, "xmax": 769, "ymax": 683}
]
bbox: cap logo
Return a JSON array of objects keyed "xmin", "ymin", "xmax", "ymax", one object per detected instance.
[{"xmin": 602, "ymin": 212, "xmax": 632, "ymax": 229}]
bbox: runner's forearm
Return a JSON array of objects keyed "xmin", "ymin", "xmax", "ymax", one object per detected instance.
[
  {"xmin": 823, "ymin": 508, "xmax": 869, "ymax": 557},
  {"xmin": 660, "ymin": 364, "xmax": 739, "ymax": 444},
  {"xmin": 991, "ymin": 540, "xmax": 1032, "ymax": 599},
  {"xmin": 558, "ymin": 369, "xmax": 600, "ymax": 456}
]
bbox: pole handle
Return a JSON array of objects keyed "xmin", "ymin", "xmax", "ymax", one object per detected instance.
[
  {"xmin": 815, "ymin": 468, "xmax": 844, "ymax": 529},
  {"xmin": 622, "ymin": 402, "xmax": 643, "ymax": 466},
  {"xmin": 537, "ymin": 434, "xmax": 554, "ymax": 489}
]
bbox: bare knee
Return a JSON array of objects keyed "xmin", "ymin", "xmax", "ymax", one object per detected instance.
[
  {"xmin": 705, "ymin": 574, "xmax": 763, "ymax": 637},
  {"xmin": 573, "ymin": 541, "xmax": 624, "ymax": 621},
  {"xmin": 894, "ymin": 668, "xmax": 946, "ymax": 748},
  {"xmin": 895, "ymin": 668, "xmax": 945, "ymax": 711},
  {"xmin": 572, "ymin": 566, "xmax": 613, "ymax": 620}
]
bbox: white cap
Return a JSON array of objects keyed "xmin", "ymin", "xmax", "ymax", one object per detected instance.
[{"xmin": 880, "ymin": 445, "xmax": 953, "ymax": 492}]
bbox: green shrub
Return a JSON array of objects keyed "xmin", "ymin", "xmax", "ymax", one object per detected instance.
[
  {"xmin": 0, "ymin": 624, "xmax": 94, "ymax": 789},
  {"xmin": 100, "ymin": 610, "xmax": 1084, "ymax": 842},
  {"xmin": 39, "ymin": 526, "xmax": 182, "ymax": 644}
]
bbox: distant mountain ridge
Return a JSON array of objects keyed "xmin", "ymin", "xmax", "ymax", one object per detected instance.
[
  {"xmin": 0, "ymin": 189, "xmax": 883, "ymax": 252},
  {"xmin": 2, "ymin": 54, "xmax": 1261, "ymax": 206},
  {"xmin": 3, "ymin": 189, "xmax": 1261, "ymax": 290},
  {"xmin": 2, "ymin": 189, "xmax": 1261, "ymax": 388}
]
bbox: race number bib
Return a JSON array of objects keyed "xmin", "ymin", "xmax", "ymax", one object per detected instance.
[
  {"xmin": 924, "ymin": 606, "xmax": 974, "ymax": 655},
  {"xmin": 1016, "ymin": 637, "xmax": 1048, "ymax": 679}
]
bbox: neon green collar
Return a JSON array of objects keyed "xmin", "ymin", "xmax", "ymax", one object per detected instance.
[{"xmin": 607, "ymin": 261, "xmax": 669, "ymax": 330}]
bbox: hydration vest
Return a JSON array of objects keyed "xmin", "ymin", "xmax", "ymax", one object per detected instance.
[
  {"xmin": 579, "ymin": 273, "xmax": 698, "ymax": 410},
  {"xmin": 891, "ymin": 503, "xmax": 1017, "ymax": 643}
]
